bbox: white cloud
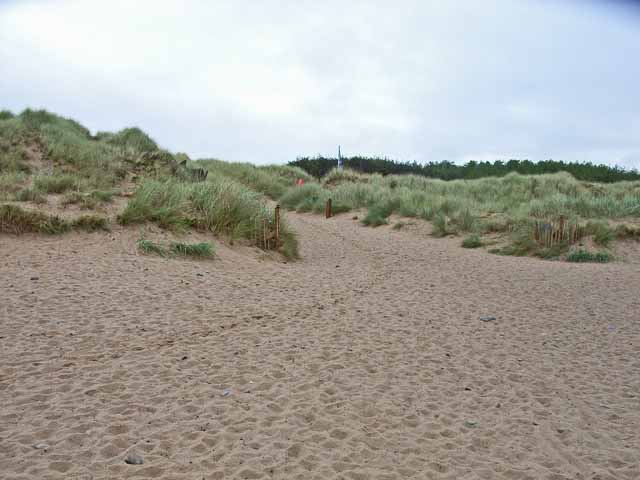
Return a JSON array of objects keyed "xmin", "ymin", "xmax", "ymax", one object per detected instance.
[{"xmin": 1, "ymin": 0, "xmax": 639, "ymax": 168}]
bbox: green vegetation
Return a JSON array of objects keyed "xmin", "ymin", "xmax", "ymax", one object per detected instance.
[
  {"xmin": 250, "ymin": 167, "xmax": 639, "ymax": 261},
  {"xmin": 0, "ymin": 204, "xmax": 70, "ymax": 234},
  {"xmin": 585, "ymin": 221, "xmax": 614, "ymax": 246},
  {"xmin": 361, "ymin": 199, "xmax": 398, "ymax": 227},
  {"xmin": 170, "ymin": 241, "xmax": 214, "ymax": 258},
  {"xmin": 462, "ymin": 235, "xmax": 483, "ymax": 248},
  {"xmin": 0, "ymin": 108, "xmax": 299, "ymax": 259},
  {"xmin": 291, "ymin": 156, "xmax": 640, "ymax": 183},
  {"xmin": 136, "ymin": 236, "xmax": 215, "ymax": 259},
  {"xmin": 118, "ymin": 178, "xmax": 298, "ymax": 258},
  {"xmin": 33, "ymin": 174, "xmax": 78, "ymax": 194},
  {"xmin": 0, "ymin": 204, "xmax": 109, "ymax": 234},
  {"xmin": 71, "ymin": 214, "xmax": 109, "ymax": 232},
  {"xmin": 3, "ymin": 107, "xmax": 637, "ymax": 264},
  {"xmin": 566, "ymin": 249, "xmax": 613, "ymax": 263},
  {"xmin": 15, "ymin": 187, "xmax": 46, "ymax": 204},
  {"xmin": 195, "ymin": 159, "xmax": 312, "ymax": 199}
]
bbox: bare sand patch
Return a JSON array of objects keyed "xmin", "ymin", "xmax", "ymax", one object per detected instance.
[{"xmin": 1, "ymin": 212, "xmax": 639, "ymax": 479}]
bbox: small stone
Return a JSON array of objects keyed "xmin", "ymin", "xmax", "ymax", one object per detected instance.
[
  {"xmin": 30, "ymin": 276, "xmax": 39, "ymax": 281},
  {"xmin": 32, "ymin": 443, "xmax": 49, "ymax": 450},
  {"xmin": 479, "ymin": 315, "xmax": 496, "ymax": 322},
  {"xmin": 125, "ymin": 453, "xmax": 144, "ymax": 465}
]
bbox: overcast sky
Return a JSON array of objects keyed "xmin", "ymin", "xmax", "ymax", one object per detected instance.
[{"xmin": 1, "ymin": 0, "xmax": 639, "ymax": 168}]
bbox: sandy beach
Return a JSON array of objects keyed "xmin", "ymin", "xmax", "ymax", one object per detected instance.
[{"xmin": 1, "ymin": 212, "xmax": 639, "ymax": 479}]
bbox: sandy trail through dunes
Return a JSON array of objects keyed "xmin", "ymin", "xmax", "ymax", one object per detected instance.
[{"xmin": 1, "ymin": 212, "xmax": 639, "ymax": 479}]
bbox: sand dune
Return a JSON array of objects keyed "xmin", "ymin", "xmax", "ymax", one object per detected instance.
[{"xmin": 1, "ymin": 213, "xmax": 639, "ymax": 479}]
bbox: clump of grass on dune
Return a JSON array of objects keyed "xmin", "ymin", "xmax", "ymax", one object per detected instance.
[
  {"xmin": 137, "ymin": 237, "xmax": 168, "ymax": 256},
  {"xmin": 33, "ymin": 174, "xmax": 79, "ymax": 194},
  {"xmin": 0, "ymin": 204, "xmax": 70, "ymax": 234},
  {"xmin": 361, "ymin": 199, "xmax": 398, "ymax": 227},
  {"xmin": 137, "ymin": 236, "xmax": 215, "ymax": 259},
  {"xmin": 566, "ymin": 249, "xmax": 613, "ymax": 263},
  {"xmin": 323, "ymin": 168, "xmax": 369, "ymax": 186},
  {"xmin": 101, "ymin": 127, "xmax": 158, "ymax": 153},
  {"xmin": 71, "ymin": 214, "xmax": 109, "ymax": 232},
  {"xmin": 279, "ymin": 183, "xmax": 328, "ymax": 212},
  {"xmin": 462, "ymin": 234, "xmax": 483, "ymax": 248},
  {"xmin": 584, "ymin": 220, "xmax": 614, "ymax": 246},
  {"xmin": 62, "ymin": 190, "xmax": 115, "ymax": 209},
  {"xmin": 170, "ymin": 241, "xmax": 214, "ymax": 258},
  {"xmin": 15, "ymin": 187, "xmax": 47, "ymax": 204},
  {"xmin": 0, "ymin": 204, "xmax": 109, "ymax": 234},
  {"xmin": 196, "ymin": 159, "xmax": 292, "ymax": 199},
  {"xmin": 0, "ymin": 172, "xmax": 28, "ymax": 200},
  {"xmin": 120, "ymin": 178, "xmax": 299, "ymax": 258}
]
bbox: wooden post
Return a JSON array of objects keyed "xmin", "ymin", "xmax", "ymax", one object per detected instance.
[
  {"xmin": 262, "ymin": 218, "xmax": 267, "ymax": 249},
  {"xmin": 325, "ymin": 198, "xmax": 332, "ymax": 219},
  {"xmin": 274, "ymin": 204, "xmax": 280, "ymax": 246}
]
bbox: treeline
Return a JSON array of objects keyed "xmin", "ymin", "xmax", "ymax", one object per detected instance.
[{"xmin": 289, "ymin": 156, "xmax": 640, "ymax": 183}]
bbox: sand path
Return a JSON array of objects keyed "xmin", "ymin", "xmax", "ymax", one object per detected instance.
[{"xmin": 1, "ymin": 212, "xmax": 639, "ymax": 479}]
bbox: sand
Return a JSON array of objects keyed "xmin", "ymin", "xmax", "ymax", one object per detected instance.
[{"xmin": 1, "ymin": 212, "xmax": 639, "ymax": 479}]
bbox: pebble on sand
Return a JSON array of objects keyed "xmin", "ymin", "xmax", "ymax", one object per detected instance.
[{"xmin": 125, "ymin": 453, "xmax": 144, "ymax": 465}]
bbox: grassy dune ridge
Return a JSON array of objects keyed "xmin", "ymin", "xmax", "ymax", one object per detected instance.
[
  {"xmin": 195, "ymin": 160, "xmax": 640, "ymax": 261},
  {"xmin": 0, "ymin": 109, "xmax": 298, "ymax": 258}
]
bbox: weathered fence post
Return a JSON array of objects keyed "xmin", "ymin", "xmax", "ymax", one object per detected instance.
[
  {"xmin": 274, "ymin": 204, "xmax": 280, "ymax": 246},
  {"xmin": 262, "ymin": 218, "xmax": 267, "ymax": 250},
  {"xmin": 325, "ymin": 198, "xmax": 332, "ymax": 219}
]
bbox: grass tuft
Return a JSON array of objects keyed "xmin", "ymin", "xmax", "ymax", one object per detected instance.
[
  {"xmin": 137, "ymin": 236, "xmax": 215, "ymax": 259},
  {"xmin": 462, "ymin": 235, "xmax": 483, "ymax": 248},
  {"xmin": 137, "ymin": 237, "xmax": 168, "ymax": 256},
  {"xmin": 34, "ymin": 174, "xmax": 79, "ymax": 194},
  {"xmin": 71, "ymin": 215, "xmax": 109, "ymax": 232},
  {"xmin": 0, "ymin": 204, "xmax": 70, "ymax": 234},
  {"xmin": 566, "ymin": 249, "xmax": 613, "ymax": 263},
  {"xmin": 170, "ymin": 241, "xmax": 214, "ymax": 258},
  {"xmin": 15, "ymin": 187, "xmax": 47, "ymax": 204}
]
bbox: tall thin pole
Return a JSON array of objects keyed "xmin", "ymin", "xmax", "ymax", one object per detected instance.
[{"xmin": 338, "ymin": 145, "xmax": 342, "ymax": 169}]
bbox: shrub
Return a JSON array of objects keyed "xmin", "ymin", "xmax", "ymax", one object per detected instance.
[{"xmin": 462, "ymin": 235, "xmax": 483, "ymax": 248}]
